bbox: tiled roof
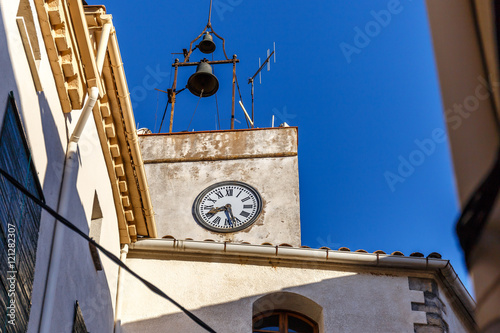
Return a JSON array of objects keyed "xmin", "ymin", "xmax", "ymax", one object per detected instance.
[{"xmin": 159, "ymin": 235, "xmax": 443, "ymax": 260}]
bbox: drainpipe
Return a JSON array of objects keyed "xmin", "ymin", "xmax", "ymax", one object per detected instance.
[
  {"xmin": 39, "ymin": 18, "xmax": 112, "ymax": 333},
  {"xmin": 114, "ymin": 244, "xmax": 129, "ymax": 333}
]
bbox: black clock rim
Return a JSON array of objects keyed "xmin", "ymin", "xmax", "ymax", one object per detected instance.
[{"xmin": 192, "ymin": 181, "xmax": 263, "ymax": 233}]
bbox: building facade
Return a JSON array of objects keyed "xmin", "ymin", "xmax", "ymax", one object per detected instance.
[
  {"xmin": 0, "ymin": 0, "xmax": 478, "ymax": 332},
  {"xmin": 0, "ymin": 0, "xmax": 155, "ymax": 331},
  {"xmin": 117, "ymin": 128, "xmax": 476, "ymax": 333}
]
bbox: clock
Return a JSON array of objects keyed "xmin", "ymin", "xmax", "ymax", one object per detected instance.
[{"xmin": 193, "ymin": 181, "xmax": 263, "ymax": 232}]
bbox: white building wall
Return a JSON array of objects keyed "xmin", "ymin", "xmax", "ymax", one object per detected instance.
[
  {"xmin": 120, "ymin": 257, "xmax": 471, "ymax": 333},
  {"xmin": 439, "ymin": 285, "xmax": 470, "ymax": 333},
  {"xmin": 0, "ymin": 0, "xmax": 120, "ymax": 331}
]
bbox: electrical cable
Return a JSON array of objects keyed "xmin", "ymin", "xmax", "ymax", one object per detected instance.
[
  {"xmin": 0, "ymin": 167, "xmax": 217, "ymax": 333},
  {"xmin": 212, "ymin": 53, "xmax": 221, "ymax": 130},
  {"xmin": 158, "ymin": 100, "xmax": 170, "ymax": 133},
  {"xmin": 214, "ymin": 91, "xmax": 221, "ymax": 130},
  {"xmin": 157, "ymin": 54, "xmax": 176, "ymax": 133},
  {"xmin": 154, "ymin": 90, "xmax": 159, "ymax": 133},
  {"xmin": 186, "ymin": 89, "xmax": 204, "ymax": 131},
  {"xmin": 235, "ymin": 76, "xmax": 249, "ymax": 128}
]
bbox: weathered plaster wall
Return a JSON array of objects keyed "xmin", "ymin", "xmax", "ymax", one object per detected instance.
[
  {"xmin": 120, "ymin": 257, "xmax": 473, "ymax": 333},
  {"xmin": 0, "ymin": 0, "xmax": 119, "ymax": 331},
  {"xmin": 409, "ymin": 276, "xmax": 471, "ymax": 333},
  {"xmin": 436, "ymin": 281, "xmax": 472, "ymax": 333},
  {"xmin": 140, "ymin": 128, "xmax": 301, "ymax": 246}
]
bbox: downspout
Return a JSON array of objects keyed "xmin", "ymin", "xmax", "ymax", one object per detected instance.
[
  {"xmin": 113, "ymin": 244, "xmax": 129, "ymax": 333},
  {"xmin": 39, "ymin": 18, "xmax": 112, "ymax": 333}
]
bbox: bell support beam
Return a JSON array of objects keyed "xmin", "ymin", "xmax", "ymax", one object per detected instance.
[
  {"xmin": 169, "ymin": 59, "xmax": 179, "ymax": 133},
  {"xmin": 173, "ymin": 59, "xmax": 239, "ymax": 67},
  {"xmin": 231, "ymin": 55, "xmax": 236, "ymax": 129},
  {"xmin": 168, "ymin": 57, "xmax": 238, "ymax": 132}
]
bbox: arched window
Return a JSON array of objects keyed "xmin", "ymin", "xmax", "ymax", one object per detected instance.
[
  {"xmin": 252, "ymin": 292, "xmax": 323, "ymax": 332},
  {"xmin": 253, "ymin": 310, "xmax": 318, "ymax": 333}
]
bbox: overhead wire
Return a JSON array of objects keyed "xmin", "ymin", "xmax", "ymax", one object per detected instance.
[
  {"xmin": 187, "ymin": 89, "xmax": 204, "ymax": 131},
  {"xmin": 214, "ymin": 90, "xmax": 221, "ymax": 130},
  {"xmin": 212, "ymin": 53, "xmax": 221, "ymax": 130},
  {"xmin": 154, "ymin": 90, "xmax": 159, "ymax": 133},
  {"xmin": 157, "ymin": 54, "xmax": 176, "ymax": 133},
  {"xmin": 158, "ymin": 99, "xmax": 170, "ymax": 133},
  {"xmin": 235, "ymin": 76, "xmax": 249, "ymax": 128},
  {"xmin": 0, "ymin": 167, "xmax": 217, "ymax": 333}
]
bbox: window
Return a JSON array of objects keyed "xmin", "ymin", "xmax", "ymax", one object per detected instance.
[
  {"xmin": 0, "ymin": 93, "xmax": 44, "ymax": 332},
  {"xmin": 253, "ymin": 311, "xmax": 318, "ymax": 333},
  {"xmin": 88, "ymin": 192, "xmax": 103, "ymax": 271},
  {"xmin": 253, "ymin": 292, "xmax": 323, "ymax": 333},
  {"xmin": 72, "ymin": 301, "xmax": 89, "ymax": 333}
]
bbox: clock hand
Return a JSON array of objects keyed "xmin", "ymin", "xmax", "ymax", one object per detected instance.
[
  {"xmin": 223, "ymin": 209, "xmax": 234, "ymax": 227},
  {"xmin": 207, "ymin": 206, "xmax": 226, "ymax": 215},
  {"xmin": 225, "ymin": 204, "xmax": 236, "ymax": 225}
]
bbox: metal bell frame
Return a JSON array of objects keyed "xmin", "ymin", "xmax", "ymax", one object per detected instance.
[{"xmin": 167, "ymin": 0, "xmax": 240, "ymax": 133}]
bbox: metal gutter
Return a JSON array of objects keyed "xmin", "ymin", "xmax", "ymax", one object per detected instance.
[{"xmin": 130, "ymin": 239, "xmax": 476, "ymax": 317}]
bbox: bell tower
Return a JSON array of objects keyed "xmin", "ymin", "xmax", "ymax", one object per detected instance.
[
  {"xmin": 139, "ymin": 127, "xmax": 301, "ymax": 246},
  {"xmin": 140, "ymin": 1, "xmax": 299, "ymax": 245}
]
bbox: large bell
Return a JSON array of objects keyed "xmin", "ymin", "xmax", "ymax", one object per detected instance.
[
  {"xmin": 187, "ymin": 61, "xmax": 219, "ymax": 97},
  {"xmin": 198, "ymin": 32, "xmax": 216, "ymax": 54}
]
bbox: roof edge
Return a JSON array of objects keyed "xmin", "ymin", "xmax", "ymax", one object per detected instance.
[{"xmin": 130, "ymin": 239, "xmax": 475, "ymax": 316}]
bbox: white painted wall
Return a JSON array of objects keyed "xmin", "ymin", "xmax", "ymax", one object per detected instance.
[
  {"xmin": 0, "ymin": 0, "xmax": 120, "ymax": 331},
  {"xmin": 120, "ymin": 257, "xmax": 472, "ymax": 333}
]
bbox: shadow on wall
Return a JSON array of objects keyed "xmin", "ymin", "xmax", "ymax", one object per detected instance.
[
  {"xmin": 0, "ymin": 9, "xmax": 115, "ymax": 331},
  {"xmin": 30, "ymin": 94, "xmax": 115, "ymax": 333},
  {"xmin": 119, "ymin": 273, "xmax": 448, "ymax": 333}
]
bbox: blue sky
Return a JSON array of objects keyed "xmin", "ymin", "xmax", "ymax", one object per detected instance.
[{"xmin": 99, "ymin": 0, "xmax": 470, "ymax": 292}]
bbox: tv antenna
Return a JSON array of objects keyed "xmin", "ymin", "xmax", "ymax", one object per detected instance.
[{"xmin": 246, "ymin": 43, "xmax": 276, "ymax": 128}]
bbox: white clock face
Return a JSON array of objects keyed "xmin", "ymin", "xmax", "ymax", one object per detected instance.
[{"xmin": 193, "ymin": 181, "xmax": 262, "ymax": 232}]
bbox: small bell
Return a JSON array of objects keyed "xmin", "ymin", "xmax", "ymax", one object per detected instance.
[
  {"xmin": 187, "ymin": 61, "xmax": 219, "ymax": 97},
  {"xmin": 198, "ymin": 32, "xmax": 216, "ymax": 54}
]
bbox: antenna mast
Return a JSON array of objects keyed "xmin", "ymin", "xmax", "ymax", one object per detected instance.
[{"xmin": 248, "ymin": 43, "xmax": 276, "ymax": 127}]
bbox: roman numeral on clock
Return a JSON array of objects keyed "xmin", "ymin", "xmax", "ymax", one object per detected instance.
[
  {"xmin": 204, "ymin": 205, "xmax": 214, "ymax": 210},
  {"xmin": 241, "ymin": 197, "xmax": 251, "ymax": 202},
  {"xmin": 215, "ymin": 191, "xmax": 224, "ymax": 199},
  {"xmin": 240, "ymin": 211, "xmax": 250, "ymax": 218},
  {"xmin": 213, "ymin": 216, "xmax": 221, "ymax": 225},
  {"xmin": 226, "ymin": 189, "xmax": 233, "ymax": 196},
  {"xmin": 243, "ymin": 204, "xmax": 253, "ymax": 209}
]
